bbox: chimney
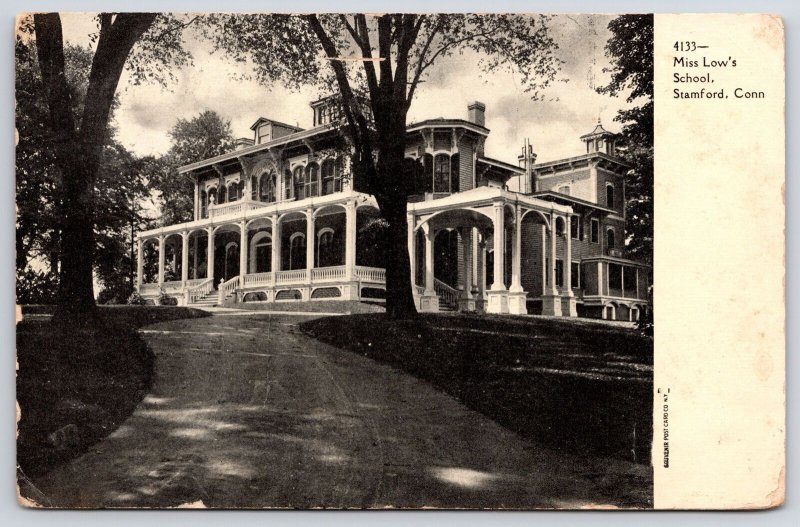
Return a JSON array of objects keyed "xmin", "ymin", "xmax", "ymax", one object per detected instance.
[
  {"xmin": 235, "ymin": 137, "xmax": 255, "ymax": 151},
  {"xmin": 467, "ymin": 101, "xmax": 486, "ymax": 127}
]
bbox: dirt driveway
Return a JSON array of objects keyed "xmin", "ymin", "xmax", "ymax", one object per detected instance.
[{"xmin": 28, "ymin": 313, "xmax": 652, "ymax": 508}]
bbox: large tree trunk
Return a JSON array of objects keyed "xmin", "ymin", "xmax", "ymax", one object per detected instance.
[{"xmin": 374, "ymin": 120, "xmax": 417, "ymax": 319}]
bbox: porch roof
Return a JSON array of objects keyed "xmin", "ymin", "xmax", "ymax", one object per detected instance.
[
  {"xmin": 581, "ymin": 254, "xmax": 652, "ymax": 269},
  {"xmin": 407, "ymin": 186, "xmax": 573, "ymax": 216},
  {"xmin": 529, "ymin": 191, "xmax": 616, "ymax": 214}
]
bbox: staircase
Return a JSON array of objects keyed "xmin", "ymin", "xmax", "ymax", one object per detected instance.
[
  {"xmin": 189, "ymin": 290, "xmax": 218, "ymax": 307},
  {"xmin": 434, "ymin": 278, "xmax": 459, "ymax": 312}
]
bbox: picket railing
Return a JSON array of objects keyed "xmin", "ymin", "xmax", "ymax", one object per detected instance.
[
  {"xmin": 311, "ymin": 266, "xmax": 346, "ymax": 282},
  {"xmin": 218, "ymin": 276, "xmax": 239, "ymax": 303},
  {"xmin": 188, "ymin": 278, "xmax": 214, "ymax": 304},
  {"xmin": 275, "ymin": 269, "xmax": 308, "ymax": 284},
  {"xmin": 243, "ymin": 272, "xmax": 273, "ymax": 287},
  {"xmin": 354, "ymin": 266, "xmax": 386, "ymax": 283},
  {"xmin": 434, "ymin": 278, "xmax": 459, "ymax": 309}
]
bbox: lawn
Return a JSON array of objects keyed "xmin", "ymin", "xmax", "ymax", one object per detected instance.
[
  {"xmin": 300, "ymin": 313, "xmax": 653, "ymax": 464},
  {"xmin": 16, "ymin": 305, "xmax": 210, "ymax": 478}
]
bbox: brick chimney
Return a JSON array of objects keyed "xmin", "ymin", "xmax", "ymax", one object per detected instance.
[{"xmin": 467, "ymin": 101, "xmax": 486, "ymax": 127}]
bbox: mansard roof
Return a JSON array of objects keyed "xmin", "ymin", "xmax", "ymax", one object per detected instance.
[
  {"xmin": 579, "ymin": 121, "xmax": 615, "ymax": 141},
  {"xmin": 406, "ymin": 118, "xmax": 489, "ymax": 135}
]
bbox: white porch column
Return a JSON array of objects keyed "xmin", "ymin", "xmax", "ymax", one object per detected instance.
[
  {"xmin": 471, "ymin": 227, "xmax": 479, "ymax": 292},
  {"xmin": 345, "ymin": 200, "xmax": 357, "ymax": 279},
  {"xmin": 541, "ymin": 224, "xmax": 547, "ymax": 295},
  {"xmin": 239, "ymin": 220, "xmax": 248, "ymax": 287},
  {"xmin": 407, "ymin": 214, "xmax": 416, "ymax": 288},
  {"xmin": 306, "ymin": 208, "xmax": 315, "ymax": 283},
  {"xmin": 462, "ymin": 228, "xmax": 473, "ymax": 297},
  {"xmin": 491, "ymin": 203, "xmax": 506, "ymax": 291},
  {"xmin": 510, "ymin": 206, "xmax": 523, "ymax": 292},
  {"xmin": 424, "ymin": 225, "xmax": 435, "ymax": 295},
  {"xmin": 193, "ymin": 179, "xmax": 200, "ymax": 221},
  {"xmin": 597, "ymin": 260, "xmax": 604, "ymax": 296},
  {"xmin": 549, "ymin": 214, "xmax": 558, "ymax": 295},
  {"xmin": 157, "ymin": 235, "xmax": 165, "ymax": 285},
  {"xmin": 479, "ymin": 238, "xmax": 487, "ymax": 295},
  {"xmin": 206, "ymin": 228, "xmax": 215, "ymax": 283},
  {"xmin": 271, "ymin": 214, "xmax": 281, "ymax": 287},
  {"xmin": 181, "ymin": 231, "xmax": 189, "ymax": 285},
  {"xmin": 136, "ymin": 239, "xmax": 144, "ymax": 292},
  {"xmin": 563, "ymin": 212, "xmax": 577, "ymax": 316},
  {"xmin": 192, "ymin": 232, "xmax": 198, "ymax": 280}
]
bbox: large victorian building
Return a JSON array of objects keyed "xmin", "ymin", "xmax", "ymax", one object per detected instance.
[{"xmin": 136, "ymin": 99, "xmax": 650, "ymax": 320}]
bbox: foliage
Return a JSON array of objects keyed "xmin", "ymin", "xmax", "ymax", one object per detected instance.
[
  {"xmin": 16, "ymin": 269, "xmax": 58, "ymax": 305},
  {"xmin": 598, "ymin": 14, "xmax": 653, "ymax": 265},
  {"xmin": 157, "ymin": 290, "xmax": 178, "ymax": 306},
  {"xmin": 145, "ymin": 111, "xmax": 235, "ymax": 226},
  {"xmin": 127, "ymin": 292, "xmax": 147, "ymax": 305}
]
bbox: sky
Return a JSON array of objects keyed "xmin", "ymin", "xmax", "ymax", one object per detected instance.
[{"xmin": 60, "ymin": 13, "xmax": 630, "ymax": 166}]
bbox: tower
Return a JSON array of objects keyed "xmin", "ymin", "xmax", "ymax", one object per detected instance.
[{"xmin": 580, "ymin": 119, "xmax": 617, "ymax": 156}]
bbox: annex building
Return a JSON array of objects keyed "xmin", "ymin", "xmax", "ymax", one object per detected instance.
[{"xmin": 136, "ymin": 99, "xmax": 651, "ymax": 320}]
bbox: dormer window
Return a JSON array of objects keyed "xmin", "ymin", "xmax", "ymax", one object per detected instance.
[{"xmin": 606, "ymin": 184, "xmax": 615, "ymax": 209}]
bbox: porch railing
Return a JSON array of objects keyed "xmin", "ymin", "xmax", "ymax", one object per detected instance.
[
  {"xmin": 275, "ymin": 269, "xmax": 308, "ymax": 285},
  {"xmin": 218, "ymin": 276, "xmax": 239, "ymax": 303},
  {"xmin": 140, "ymin": 283, "xmax": 160, "ymax": 295},
  {"xmin": 354, "ymin": 266, "xmax": 386, "ymax": 283},
  {"xmin": 434, "ymin": 278, "xmax": 459, "ymax": 309},
  {"xmin": 161, "ymin": 280, "xmax": 184, "ymax": 294},
  {"xmin": 188, "ymin": 278, "xmax": 214, "ymax": 303},
  {"xmin": 311, "ymin": 265, "xmax": 346, "ymax": 282},
  {"xmin": 243, "ymin": 272, "xmax": 273, "ymax": 287},
  {"xmin": 208, "ymin": 199, "xmax": 268, "ymax": 219}
]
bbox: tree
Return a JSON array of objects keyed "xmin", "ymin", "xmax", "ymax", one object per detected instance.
[
  {"xmin": 598, "ymin": 14, "xmax": 653, "ymax": 266},
  {"xmin": 147, "ymin": 111, "xmax": 235, "ymax": 226},
  {"xmin": 28, "ymin": 13, "xmax": 192, "ymax": 319},
  {"xmin": 206, "ymin": 14, "xmax": 561, "ymax": 317}
]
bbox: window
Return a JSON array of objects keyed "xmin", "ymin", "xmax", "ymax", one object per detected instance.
[
  {"xmin": 590, "ymin": 218, "xmax": 600, "ymax": 244},
  {"xmin": 321, "ymin": 159, "xmax": 335, "ymax": 196},
  {"xmin": 555, "ymin": 259, "xmax": 564, "ymax": 287},
  {"xmin": 289, "ymin": 233, "xmax": 306, "ymax": 270},
  {"xmin": 607, "ymin": 228, "xmax": 616, "ymax": 249},
  {"xmin": 558, "ymin": 185, "xmax": 571, "ymax": 195},
  {"xmin": 570, "ymin": 215, "xmax": 580, "ymax": 239},
  {"xmin": 218, "ymin": 184, "xmax": 227, "ymax": 204},
  {"xmin": 609, "ymin": 263, "xmax": 623, "ymax": 290},
  {"xmin": 293, "ymin": 166, "xmax": 305, "ymax": 199},
  {"xmin": 253, "ymin": 235, "xmax": 271, "ymax": 273},
  {"xmin": 433, "ymin": 154, "xmax": 450, "ymax": 193},
  {"xmin": 251, "ymin": 176, "xmax": 258, "ymax": 200},
  {"xmin": 227, "ymin": 182, "xmax": 238, "ymax": 202},
  {"xmin": 200, "ymin": 189, "xmax": 207, "ymax": 218},
  {"xmin": 260, "ymin": 172, "xmax": 276, "ymax": 203},
  {"xmin": 571, "ymin": 261, "xmax": 581, "ymax": 289},
  {"xmin": 606, "ymin": 184, "xmax": 615, "ymax": 208},
  {"xmin": 334, "ymin": 157, "xmax": 343, "ymax": 192},
  {"xmin": 450, "ymin": 153, "xmax": 460, "ymax": 192},
  {"xmin": 317, "ymin": 228, "xmax": 336, "ymax": 267},
  {"xmin": 284, "ymin": 169, "xmax": 293, "ymax": 200},
  {"xmin": 305, "ymin": 163, "xmax": 320, "ymax": 198},
  {"xmin": 555, "ymin": 217, "xmax": 565, "ymax": 237}
]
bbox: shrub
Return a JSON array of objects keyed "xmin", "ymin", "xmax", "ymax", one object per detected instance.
[
  {"xmin": 127, "ymin": 292, "xmax": 147, "ymax": 305},
  {"xmin": 157, "ymin": 290, "xmax": 178, "ymax": 306}
]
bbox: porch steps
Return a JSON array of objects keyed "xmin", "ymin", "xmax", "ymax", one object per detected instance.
[{"xmin": 190, "ymin": 291, "xmax": 219, "ymax": 307}]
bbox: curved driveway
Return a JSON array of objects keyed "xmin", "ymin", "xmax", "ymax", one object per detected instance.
[{"xmin": 29, "ymin": 313, "xmax": 652, "ymax": 509}]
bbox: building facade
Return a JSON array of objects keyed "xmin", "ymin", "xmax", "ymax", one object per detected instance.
[{"xmin": 136, "ymin": 99, "xmax": 650, "ymax": 320}]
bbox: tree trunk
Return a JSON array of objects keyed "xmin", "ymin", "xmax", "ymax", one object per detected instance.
[{"xmin": 374, "ymin": 124, "xmax": 417, "ymax": 319}]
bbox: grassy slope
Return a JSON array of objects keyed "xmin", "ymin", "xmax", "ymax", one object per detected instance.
[
  {"xmin": 224, "ymin": 299, "xmax": 386, "ymax": 314},
  {"xmin": 301, "ymin": 313, "xmax": 653, "ymax": 464},
  {"xmin": 16, "ymin": 306, "xmax": 210, "ymax": 477}
]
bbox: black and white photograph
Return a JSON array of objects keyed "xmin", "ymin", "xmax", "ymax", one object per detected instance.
[{"xmin": 17, "ymin": 11, "xmax": 656, "ymax": 509}]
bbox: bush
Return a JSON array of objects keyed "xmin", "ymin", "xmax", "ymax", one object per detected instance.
[
  {"xmin": 16, "ymin": 269, "xmax": 58, "ymax": 305},
  {"xmin": 157, "ymin": 290, "xmax": 178, "ymax": 306},
  {"xmin": 127, "ymin": 292, "xmax": 147, "ymax": 305}
]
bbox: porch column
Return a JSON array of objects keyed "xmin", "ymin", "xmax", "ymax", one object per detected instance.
[
  {"xmin": 345, "ymin": 201, "xmax": 356, "ymax": 279},
  {"xmin": 564, "ymin": 212, "xmax": 577, "ymax": 316},
  {"xmin": 181, "ymin": 231, "xmax": 189, "ymax": 285},
  {"xmin": 541, "ymin": 224, "xmax": 547, "ymax": 295},
  {"xmin": 471, "ymin": 227, "xmax": 479, "ymax": 292},
  {"xmin": 491, "ymin": 203, "xmax": 505, "ymax": 291},
  {"xmin": 306, "ymin": 208, "xmax": 315, "ymax": 283},
  {"xmin": 597, "ymin": 260, "xmax": 604, "ymax": 296},
  {"xmin": 271, "ymin": 214, "xmax": 281, "ymax": 287},
  {"xmin": 549, "ymin": 213, "xmax": 557, "ymax": 294},
  {"xmin": 510, "ymin": 206, "xmax": 523, "ymax": 292},
  {"xmin": 479, "ymin": 237, "xmax": 487, "ymax": 296},
  {"xmin": 157, "ymin": 234, "xmax": 165, "ymax": 285},
  {"xmin": 193, "ymin": 180, "xmax": 199, "ymax": 221},
  {"xmin": 206, "ymin": 227, "xmax": 215, "ymax": 283},
  {"xmin": 407, "ymin": 214, "xmax": 416, "ymax": 288},
  {"xmin": 424, "ymin": 225, "xmax": 435, "ymax": 295},
  {"xmin": 462, "ymin": 227, "xmax": 473, "ymax": 297},
  {"xmin": 192, "ymin": 232, "xmax": 198, "ymax": 279},
  {"xmin": 136, "ymin": 238, "xmax": 144, "ymax": 292},
  {"xmin": 239, "ymin": 220, "xmax": 248, "ymax": 287}
]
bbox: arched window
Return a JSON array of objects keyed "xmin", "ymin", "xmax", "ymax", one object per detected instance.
[
  {"xmin": 317, "ymin": 228, "xmax": 336, "ymax": 267},
  {"xmin": 227, "ymin": 182, "xmax": 238, "ymax": 202},
  {"xmin": 607, "ymin": 228, "xmax": 616, "ymax": 249},
  {"xmin": 555, "ymin": 217, "xmax": 566, "ymax": 236},
  {"xmin": 200, "ymin": 189, "xmax": 207, "ymax": 218},
  {"xmin": 334, "ymin": 157, "xmax": 344, "ymax": 192},
  {"xmin": 251, "ymin": 176, "xmax": 258, "ymax": 200},
  {"xmin": 260, "ymin": 172, "xmax": 276, "ymax": 203},
  {"xmin": 321, "ymin": 159, "xmax": 335, "ymax": 196},
  {"xmin": 289, "ymin": 233, "xmax": 306, "ymax": 270},
  {"xmin": 218, "ymin": 184, "xmax": 227, "ymax": 204},
  {"xmin": 606, "ymin": 184, "xmax": 615, "ymax": 208},
  {"xmin": 283, "ymin": 169, "xmax": 293, "ymax": 200},
  {"xmin": 250, "ymin": 232, "xmax": 271, "ymax": 273},
  {"xmin": 433, "ymin": 154, "xmax": 450, "ymax": 193},
  {"xmin": 293, "ymin": 166, "xmax": 305, "ymax": 200},
  {"xmin": 305, "ymin": 162, "xmax": 320, "ymax": 198}
]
